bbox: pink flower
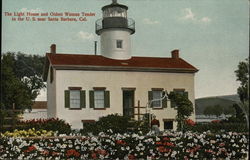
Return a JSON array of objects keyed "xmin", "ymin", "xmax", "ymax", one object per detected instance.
[
  {"xmin": 128, "ymin": 154, "xmax": 136, "ymax": 160},
  {"xmin": 66, "ymin": 149, "xmax": 80, "ymax": 157},
  {"xmin": 219, "ymin": 143, "xmax": 225, "ymax": 147},
  {"xmin": 185, "ymin": 119, "xmax": 196, "ymax": 126},
  {"xmin": 116, "ymin": 140, "xmax": 127, "ymax": 145},
  {"xmin": 211, "ymin": 120, "xmax": 221, "ymax": 123},
  {"xmin": 91, "ymin": 152, "xmax": 97, "ymax": 159},
  {"xmin": 97, "ymin": 149, "xmax": 107, "ymax": 156}
]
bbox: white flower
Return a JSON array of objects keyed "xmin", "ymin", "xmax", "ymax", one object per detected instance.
[
  {"xmin": 61, "ymin": 144, "xmax": 67, "ymax": 148},
  {"xmin": 136, "ymin": 146, "xmax": 140, "ymax": 151},
  {"xmin": 232, "ymin": 151, "xmax": 236, "ymax": 156},
  {"xmin": 194, "ymin": 138, "xmax": 198, "ymax": 143},
  {"xmin": 171, "ymin": 151, "xmax": 177, "ymax": 157},
  {"xmin": 139, "ymin": 136, "xmax": 144, "ymax": 140},
  {"xmin": 156, "ymin": 137, "xmax": 160, "ymax": 141},
  {"xmin": 68, "ymin": 144, "xmax": 73, "ymax": 148}
]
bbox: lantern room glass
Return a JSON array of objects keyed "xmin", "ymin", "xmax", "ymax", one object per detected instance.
[{"xmin": 103, "ymin": 7, "xmax": 127, "ymax": 18}]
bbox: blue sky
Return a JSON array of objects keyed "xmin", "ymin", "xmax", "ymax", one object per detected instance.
[{"xmin": 2, "ymin": 0, "xmax": 249, "ymax": 100}]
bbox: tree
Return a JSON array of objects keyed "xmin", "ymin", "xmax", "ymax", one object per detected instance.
[
  {"xmin": 234, "ymin": 58, "xmax": 249, "ymax": 126},
  {"xmin": 203, "ymin": 104, "xmax": 226, "ymax": 117},
  {"xmin": 168, "ymin": 92, "xmax": 193, "ymax": 131},
  {"xmin": 203, "ymin": 106, "xmax": 214, "ymax": 116},
  {"xmin": 1, "ymin": 52, "xmax": 45, "ymax": 110},
  {"xmin": 235, "ymin": 58, "xmax": 249, "ymax": 103},
  {"xmin": 14, "ymin": 52, "xmax": 45, "ymax": 101}
]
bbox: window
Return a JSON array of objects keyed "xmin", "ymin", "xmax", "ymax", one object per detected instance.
[
  {"xmin": 89, "ymin": 89, "xmax": 110, "ymax": 109},
  {"xmin": 64, "ymin": 88, "xmax": 86, "ymax": 109},
  {"xmin": 116, "ymin": 40, "xmax": 123, "ymax": 48},
  {"xmin": 152, "ymin": 91, "xmax": 162, "ymax": 108},
  {"xmin": 70, "ymin": 90, "xmax": 80, "ymax": 109},
  {"xmin": 164, "ymin": 120, "xmax": 173, "ymax": 130},
  {"xmin": 94, "ymin": 90, "xmax": 105, "ymax": 108},
  {"xmin": 148, "ymin": 89, "xmax": 168, "ymax": 108}
]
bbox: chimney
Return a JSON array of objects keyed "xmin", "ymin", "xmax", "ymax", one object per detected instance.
[
  {"xmin": 50, "ymin": 44, "xmax": 56, "ymax": 54},
  {"xmin": 171, "ymin": 49, "xmax": 179, "ymax": 59}
]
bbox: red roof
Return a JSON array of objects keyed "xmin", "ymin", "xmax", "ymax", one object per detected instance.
[
  {"xmin": 32, "ymin": 101, "xmax": 47, "ymax": 109},
  {"xmin": 47, "ymin": 53, "xmax": 197, "ymax": 69},
  {"xmin": 43, "ymin": 53, "xmax": 198, "ymax": 80}
]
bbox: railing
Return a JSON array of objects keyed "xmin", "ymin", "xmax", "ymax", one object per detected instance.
[
  {"xmin": 95, "ymin": 18, "xmax": 135, "ymax": 35},
  {"xmin": 0, "ymin": 109, "xmax": 23, "ymax": 131}
]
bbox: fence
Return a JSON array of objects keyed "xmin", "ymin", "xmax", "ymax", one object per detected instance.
[{"xmin": 0, "ymin": 105, "xmax": 23, "ymax": 131}]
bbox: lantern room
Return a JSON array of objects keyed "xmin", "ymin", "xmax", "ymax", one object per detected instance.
[
  {"xmin": 96, "ymin": 0, "xmax": 135, "ymax": 35},
  {"xmin": 95, "ymin": 0, "xmax": 135, "ymax": 60}
]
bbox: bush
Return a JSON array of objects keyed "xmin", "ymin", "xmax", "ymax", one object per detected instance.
[
  {"xmin": 184, "ymin": 122, "xmax": 248, "ymax": 133},
  {"xmin": 17, "ymin": 118, "xmax": 71, "ymax": 134},
  {"xmin": 81, "ymin": 114, "xmax": 149, "ymax": 135}
]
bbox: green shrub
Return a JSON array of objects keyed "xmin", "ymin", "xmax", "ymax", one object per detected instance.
[
  {"xmin": 81, "ymin": 114, "xmax": 149, "ymax": 135},
  {"xmin": 185, "ymin": 122, "xmax": 248, "ymax": 133},
  {"xmin": 17, "ymin": 118, "xmax": 71, "ymax": 134}
]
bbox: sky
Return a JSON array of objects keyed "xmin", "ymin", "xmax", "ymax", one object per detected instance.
[{"xmin": 2, "ymin": 0, "xmax": 249, "ymax": 100}]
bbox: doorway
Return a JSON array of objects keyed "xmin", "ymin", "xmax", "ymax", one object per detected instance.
[{"xmin": 123, "ymin": 90, "xmax": 134, "ymax": 118}]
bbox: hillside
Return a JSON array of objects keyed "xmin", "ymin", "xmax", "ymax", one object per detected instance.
[{"xmin": 195, "ymin": 94, "xmax": 240, "ymax": 115}]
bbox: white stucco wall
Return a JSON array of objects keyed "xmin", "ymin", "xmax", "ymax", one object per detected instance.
[
  {"xmin": 50, "ymin": 70, "xmax": 195, "ymax": 130},
  {"xmin": 100, "ymin": 29, "xmax": 131, "ymax": 60},
  {"xmin": 46, "ymin": 66, "xmax": 57, "ymax": 118}
]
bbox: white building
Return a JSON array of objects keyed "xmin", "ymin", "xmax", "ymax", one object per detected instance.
[
  {"xmin": 22, "ymin": 101, "xmax": 47, "ymax": 120},
  {"xmin": 43, "ymin": 0, "xmax": 198, "ymax": 130}
]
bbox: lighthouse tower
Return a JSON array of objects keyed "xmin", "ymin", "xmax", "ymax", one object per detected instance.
[{"xmin": 95, "ymin": 0, "xmax": 135, "ymax": 60}]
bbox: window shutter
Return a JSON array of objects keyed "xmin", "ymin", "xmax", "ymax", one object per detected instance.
[
  {"xmin": 89, "ymin": 90, "xmax": 94, "ymax": 108},
  {"xmin": 65, "ymin": 90, "xmax": 70, "ymax": 108},
  {"xmin": 162, "ymin": 91, "xmax": 168, "ymax": 108},
  {"xmin": 80, "ymin": 90, "xmax": 86, "ymax": 108},
  {"xmin": 184, "ymin": 91, "xmax": 189, "ymax": 99},
  {"xmin": 148, "ymin": 91, "xmax": 153, "ymax": 107},
  {"xmin": 170, "ymin": 91, "xmax": 176, "ymax": 108},
  {"xmin": 104, "ymin": 91, "xmax": 110, "ymax": 108}
]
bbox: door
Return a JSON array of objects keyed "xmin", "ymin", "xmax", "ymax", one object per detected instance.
[{"xmin": 123, "ymin": 90, "xmax": 134, "ymax": 118}]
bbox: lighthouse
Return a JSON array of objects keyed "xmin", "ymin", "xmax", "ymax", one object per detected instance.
[{"xmin": 95, "ymin": 0, "xmax": 135, "ymax": 60}]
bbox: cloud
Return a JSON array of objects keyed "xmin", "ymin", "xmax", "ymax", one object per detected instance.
[
  {"xmin": 200, "ymin": 17, "xmax": 211, "ymax": 23},
  {"xmin": 143, "ymin": 18, "xmax": 160, "ymax": 25},
  {"xmin": 182, "ymin": 8, "xmax": 195, "ymax": 20},
  {"xmin": 77, "ymin": 31, "xmax": 94, "ymax": 40},
  {"xmin": 20, "ymin": 8, "xmax": 43, "ymax": 12},
  {"xmin": 180, "ymin": 8, "xmax": 211, "ymax": 24}
]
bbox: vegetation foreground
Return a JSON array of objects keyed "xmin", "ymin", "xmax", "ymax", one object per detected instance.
[{"xmin": 0, "ymin": 129, "xmax": 248, "ymax": 159}]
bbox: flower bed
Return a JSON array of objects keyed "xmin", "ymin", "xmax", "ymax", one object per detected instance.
[
  {"xmin": 0, "ymin": 131, "xmax": 248, "ymax": 159},
  {"xmin": 1, "ymin": 128, "xmax": 55, "ymax": 137}
]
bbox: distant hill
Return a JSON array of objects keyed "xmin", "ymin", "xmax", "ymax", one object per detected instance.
[{"xmin": 195, "ymin": 94, "xmax": 240, "ymax": 115}]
